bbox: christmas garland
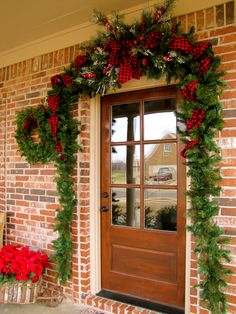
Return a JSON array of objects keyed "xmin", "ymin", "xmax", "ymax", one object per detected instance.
[{"xmin": 15, "ymin": 0, "xmax": 231, "ymax": 312}]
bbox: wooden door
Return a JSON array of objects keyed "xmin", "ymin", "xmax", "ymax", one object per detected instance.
[{"xmin": 101, "ymin": 86, "xmax": 186, "ymax": 310}]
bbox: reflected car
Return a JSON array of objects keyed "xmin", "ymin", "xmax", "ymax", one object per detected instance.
[{"xmin": 150, "ymin": 167, "xmax": 175, "ymax": 182}]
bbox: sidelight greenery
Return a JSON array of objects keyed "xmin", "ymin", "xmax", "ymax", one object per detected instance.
[{"xmin": 15, "ymin": 0, "xmax": 231, "ymax": 311}]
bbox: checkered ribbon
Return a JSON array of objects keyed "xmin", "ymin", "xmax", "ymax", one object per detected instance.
[
  {"xmin": 107, "ymin": 38, "xmax": 140, "ymax": 84},
  {"xmin": 51, "ymin": 75, "xmax": 61, "ymax": 87},
  {"xmin": 199, "ymin": 56, "xmax": 211, "ymax": 76},
  {"xmin": 180, "ymin": 140, "xmax": 198, "ymax": 158},
  {"xmin": 48, "ymin": 94, "xmax": 60, "ymax": 113},
  {"xmin": 61, "ymin": 74, "xmax": 73, "ymax": 86},
  {"xmin": 49, "ymin": 115, "xmax": 59, "ymax": 137},
  {"xmin": 168, "ymin": 35, "xmax": 193, "ymax": 53},
  {"xmin": 186, "ymin": 109, "xmax": 206, "ymax": 130},
  {"xmin": 144, "ymin": 32, "xmax": 162, "ymax": 48},
  {"xmin": 182, "ymin": 80, "xmax": 199, "ymax": 101},
  {"xmin": 23, "ymin": 117, "xmax": 37, "ymax": 132},
  {"xmin": 193, "ymin": 41, "xmax": 211, "ymax": 60},
  {"xmin": 55, "ymin": 139, "xmax": 63, "ymax": 152},
  {"xmin": 74, "ymin": 55, "xmax": 86, "ymax": 70}
]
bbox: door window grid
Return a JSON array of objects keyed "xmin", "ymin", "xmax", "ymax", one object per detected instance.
[{"xmin": 110, "ymin": 99, "xmax": 178, "ymax": 231}]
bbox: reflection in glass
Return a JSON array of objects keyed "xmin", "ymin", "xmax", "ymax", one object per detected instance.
[
  {"xmin": 144, "ymin": 189, "xmax": 177, "ymax": 231},
  {"xmin": 144, "ymin": 144, "xmax": 177, "ymax": 185},
  {"xmin": 112, "ymin": 188, "xmax": 140, "ymax": 227},
  {"xmin": 112, "ymin": 145, "xmax": 140, "ymax": 184},
  {"xmin": 144, "ymin": 99, "xmax": 176, "ymax": 140},
  {"xmin": 111, "ymin": 103, "xmax": 140, "ymax": 142}
]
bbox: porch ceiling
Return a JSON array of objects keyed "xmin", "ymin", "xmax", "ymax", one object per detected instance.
[{"xmin": 1, "ymin": 0, "xmax": 148, "ymax": 53}]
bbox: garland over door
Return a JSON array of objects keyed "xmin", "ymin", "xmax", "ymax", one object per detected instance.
[{"xmin": 101, "ymin": 86, "xmax": 186, "ymax": 310}]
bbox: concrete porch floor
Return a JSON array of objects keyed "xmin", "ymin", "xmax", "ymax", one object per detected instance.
[{"xmin": 0, "ymin": 300, "xmax": 104, "ymax": 314}]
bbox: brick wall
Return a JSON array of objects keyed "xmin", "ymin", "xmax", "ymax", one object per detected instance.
[{"xmin": 0, "ymin": 1, "xmax": 235, "ymax": 313}]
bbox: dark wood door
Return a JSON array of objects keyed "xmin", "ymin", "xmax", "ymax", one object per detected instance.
[{"xmin": 101, "ymin": 87, "xmax": 186, "ymax": 309}]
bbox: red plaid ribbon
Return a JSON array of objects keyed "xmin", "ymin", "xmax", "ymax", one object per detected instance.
[
  {"xmin": 180, "ymin": 140, "xmax": 198, "ymax": 158},
  {"xmin": 51, "ymin": 75, "xmax": 61, "ymax": 87},
  {"xmin": 168, "ymin": 35, "xmax": 193, "ymax": 53},
  {"xmin": 74, "ymin": 55, "xmax": 86, "ymax": 70},
  {"xmin": 193, "ymin": 41, "xmax": 211, "ymax": 60},
  {"xmin": 199, "ymin": 56, "xmax": 211, "ymax": 76},
  {"xmin": 182, "ymin": 80, "xmax": 199, "ymax": 101},
  {"xmin": 55, "ymin": 139, "xmax": 63, "ymax": 152},
  {"xmin": 23, "ymin": 117, "xmax": 37, "ymax": 132},
  {"xmin": 186, "ymin": 109, "xmax": 206, "ymax": 130},
  {"xmin": 61, "ymin": 74, "xmax": 73, "ymax": 86},
  {"xmin": 49, "ymin": 115, "xmax": 59, "ymax": 137},
  {"xmin": 48, "ymin": 94, "xmax": 60, "ymax": 113},
  {"xmin": 107, "ymin": 38, "xmax": 140, "ymax": 84},
  {"xmin": 144, "ymin": 32, "xmax": 162, "ymax": 48}
]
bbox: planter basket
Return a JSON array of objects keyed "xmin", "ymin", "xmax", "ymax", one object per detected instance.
[{"xmin": 0, "ymin": 279, "xmax": 41, "ymax": 304}]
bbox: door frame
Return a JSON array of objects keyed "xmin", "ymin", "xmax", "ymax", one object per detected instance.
[{"xmin": 87, "ymin": 78, "xmax": 191, "ymax": 312}]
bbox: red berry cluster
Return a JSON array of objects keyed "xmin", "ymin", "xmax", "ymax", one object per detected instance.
[
  {"xmin": 55, "ymin": 139, "xmax": 63, "ymax": 152},
  {"xmin": 186, "ymin": 109, "xmax": 206, "ymax": 130},
  {"xmin": 51, "ymin": 75, "xmax": 61, "ymax": 87},
  {"xmin": 140, "ymin": 21, "xmax": 145, "ymax": 33},
  {"xmin": 49, "ymin": 115, "xmax": 59, "ymax": 137},
  {"xmin": 48, "ymin": 94, "xmax": 60, "ymax": 113},
  {"xmin": 82, "ymin": 73, "xmax": 96, "ymax": 79},
  {"xmin": 61, "ymin": 74, "xmax": 73, "ymax": 86}
]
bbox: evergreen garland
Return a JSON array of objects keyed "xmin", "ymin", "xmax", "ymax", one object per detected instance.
[{"xmin": 15, "ymin": 0, "xmax": 232, "ymax": 312}]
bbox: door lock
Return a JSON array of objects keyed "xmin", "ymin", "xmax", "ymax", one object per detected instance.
[{"xmin": 100, "ymin": 206, "xmax": 109, "ymax": 212}]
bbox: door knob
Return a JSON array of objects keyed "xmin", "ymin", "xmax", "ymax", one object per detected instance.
[{"xmin": 100, "ymin": 206, "xmax": 109, "ymax": 212}]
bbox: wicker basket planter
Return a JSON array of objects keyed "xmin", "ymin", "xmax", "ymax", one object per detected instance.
[{"xmin": 0, "ymin": 279, "xmax": 41, "ymax": 304}]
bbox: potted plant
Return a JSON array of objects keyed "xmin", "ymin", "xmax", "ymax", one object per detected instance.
[{"xmin": 0, "ymin": 244, "xmax": 49, "ymax": 304}]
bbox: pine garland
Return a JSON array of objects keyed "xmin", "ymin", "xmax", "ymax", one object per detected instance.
[{"xmin": 15, "ymin": 0, "xmax": 232, "ymax": 311}]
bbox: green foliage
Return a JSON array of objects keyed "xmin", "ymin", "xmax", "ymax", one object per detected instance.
[{"xmin": 14, "ymin": 1, "xmax": 232, "ymax": 311}]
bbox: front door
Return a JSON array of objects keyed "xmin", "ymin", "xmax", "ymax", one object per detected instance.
[{"xmin": 101, "ymin": 86, "xmax": 186, "ymax": 310}]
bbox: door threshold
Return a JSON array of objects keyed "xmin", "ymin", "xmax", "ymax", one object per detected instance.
[{"xmin": 97, "ymin": 290, "xmax": 184, "ymax": 314}]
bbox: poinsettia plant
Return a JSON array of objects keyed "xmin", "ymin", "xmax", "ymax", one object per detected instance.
[{"xmin": 0, "ymin": 244, "xmax": 49, "ymax": 285}]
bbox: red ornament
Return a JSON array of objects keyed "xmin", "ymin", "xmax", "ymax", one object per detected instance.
[
  {"xmin": 60, "ymin": 154, "xmax": 65, "ymax": 160},
  {"xmin": 55, "ymin": 139, "xmax": 63, "ymax": 152},
  {"xmin": 133, "ymin": 40, "xmax": 138, "ymax": 45},
  {"xmin": 186, "ymin": 109, "xmax": 206, "ymax": 130},
  {"xmin": 74, "ymin": 55, "xmax": 86, "ymax": 70},
  {"xmin": 61, "ymin": 74, "xmax": 73, "ymax": 86},
  {"xmin": 48, "ymin": 94, "xmax": 60, "ymax": 113},
  {"xmin": 49, "ymin": 115, "xmax": 59, "ymax": 137},
  {"xmin": 180, "ymin": 140, "xmax": 198, "ymax": 158},
  {"xmin": 139, "ymin": 36, "xmax": 144, "ymax": 41},
  {"xmin": 51, "ymin": 75, "xmax": 61, "ymax": 87}
]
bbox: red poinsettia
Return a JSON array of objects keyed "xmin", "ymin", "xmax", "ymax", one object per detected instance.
[{"xmin": 0, "ymin": 244, "xmax": 49, "ymax": 284}]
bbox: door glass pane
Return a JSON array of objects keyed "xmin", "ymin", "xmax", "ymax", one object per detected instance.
[
  {"xmin": 112, "ymin": 145, "xmax": 140, "ymax": 184},
  {"xmin": 111, "ymin": 103, "xmax": 140, "ymax": 142},
  {"xmin": 144, "ymin": 189, "xmax": 177, "ymax": 231},
  {"xmin": 144, "ymin": 99, "xmax": 176, "ymax": 140},
  {"xmin": 144, "ymin": 143, "xmax": 177, "ymax": 185},
  {"xmin": 112, "ymin": 188, "xmax": 140, "ymax": 228}
]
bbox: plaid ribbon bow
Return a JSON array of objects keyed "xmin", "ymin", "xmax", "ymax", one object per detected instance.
[
  {"xmin": 168, "ymin": 35, "xmax": 193, "ymax": 53},
  {"xmin": 199, "ymin": 56, "xmax": 211, "ymax": 76},
  {"xmin": 180, "ymin": 140, "xmax": 198, "ymax": 158},
  {"xmin": 49, "ymin": 115, "xmax": 59, "ymax": 137},
  {"xmin": 107, "ymin": 38, "xmax": 140, "ymax": 84},
  {"xmin": 144, "ymin": 32, "xmax": 162, "ymax": 48},
  {"xmin": 186, "ymin": 109, "xmax": 206, "ymax": 130},
  {"xmin": 182, "ymin": 80, "xmax": 199, "ymax": 101},
  {"xmin": 193, "ymin": 41, "xmax": 211, "ymax": 60}
]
